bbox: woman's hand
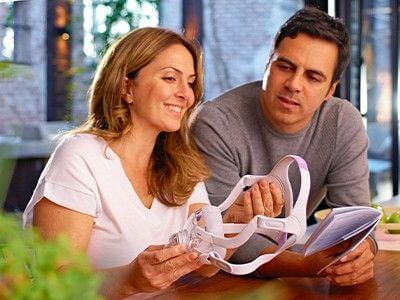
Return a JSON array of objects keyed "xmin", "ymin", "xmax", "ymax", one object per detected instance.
[
  {"xmin": 223, "ymin": 179, "xmax": 284, "ymax": 223},
  {"xmin": 128, "ymin": 244, "xmax": 203, "ymax": 292}
]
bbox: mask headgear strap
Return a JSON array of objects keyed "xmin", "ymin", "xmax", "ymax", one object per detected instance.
[{"xmin": 170, "ymin": 155, "xmax": 310, "ymax": 275}]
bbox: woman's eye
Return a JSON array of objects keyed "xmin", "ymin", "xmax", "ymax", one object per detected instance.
[{"xmin": 163, "ymin": 77, "xmax": 176, "ymax": 82}]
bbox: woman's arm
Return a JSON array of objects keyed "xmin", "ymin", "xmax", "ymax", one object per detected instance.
[
  {"xmin": 33, "ymin": 198, "xmax": 93, "ymax": 251},
  {"xmin": 33, "ymin": 198, "xmax": 203, "ymax": 299}
]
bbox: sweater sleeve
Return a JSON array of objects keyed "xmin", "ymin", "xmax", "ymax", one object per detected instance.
[
  {"xmin": 191, "ymin": 103, "xmax": 242, "ymax": 207},
  {"xmin": 325, "ymin": 101, "xmax": 378, "ymax": 252},
  {"xmin": 192, "ymin": 103, "xmax": 276, "ymax": 263},
  {"xmin": 325, "ymin": 101, "xmax": 370, "ymax": 208}
]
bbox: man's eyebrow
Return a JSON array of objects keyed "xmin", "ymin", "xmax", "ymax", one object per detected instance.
[
  {"xmin": 161, "ymin": 66, "xmax": 195, "ymax": 78},
  {"xmin": 276, "ymin": 56, "xmax": 296, "ymax": 68},
  {"xmin": 276, "ymin": 56, "xmax": 328, "ymax": 80}
]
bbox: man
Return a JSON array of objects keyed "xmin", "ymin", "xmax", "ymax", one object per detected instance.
[{"xmin": 192, "ymin": 7, "xmax": 376, "ymax": 286}]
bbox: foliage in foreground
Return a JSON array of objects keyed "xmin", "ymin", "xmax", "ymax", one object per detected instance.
[{"xmin": 0, "ymin": 212, "xmax": 103, "ymax": 299}]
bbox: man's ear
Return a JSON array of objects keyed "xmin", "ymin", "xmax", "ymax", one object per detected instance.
[
  {"xmin": 324, "ymin": 81, "xmax": 339, "ymax": 101},
  {"xmin": 121, "ymin": 77, "xmax": 134, "ymax": 104}
]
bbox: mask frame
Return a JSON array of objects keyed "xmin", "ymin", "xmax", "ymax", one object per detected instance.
[{"xmin": 167, "ymin": 155, "xmax": 310, "ymax": 275}]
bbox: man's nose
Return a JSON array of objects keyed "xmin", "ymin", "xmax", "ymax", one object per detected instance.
[{"xmin": 285, "ymin": 72, "xmax": 303, "ymax": 93}]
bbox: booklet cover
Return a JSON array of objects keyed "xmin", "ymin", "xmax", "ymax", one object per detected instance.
[{"xmin": 302, "ymin": 206, "xmax": 382, "ymax": 273}]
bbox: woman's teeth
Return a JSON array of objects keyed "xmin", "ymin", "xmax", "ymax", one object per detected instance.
[{"xmin": 165, "ymin": 105, "xmax": 182, "ymax": 113}]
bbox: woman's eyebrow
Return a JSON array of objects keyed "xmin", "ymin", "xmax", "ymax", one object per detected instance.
[{"xmin": 160, "ymin": 66, "xmax": 195, "ymax": 78}]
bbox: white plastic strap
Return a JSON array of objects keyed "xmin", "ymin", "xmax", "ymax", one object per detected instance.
[{"xmin": 170, "ymin": 155, "xmax": 310, "ymax": 275}]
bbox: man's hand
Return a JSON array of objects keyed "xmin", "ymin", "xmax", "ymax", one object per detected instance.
[
  {"xmin": 324, "ymin": 239, "xmax": 375, "ymax": 286},
  {"xmin": 223, "ymin": 179, "xmax": 284, "ymax": 223},
  {"xmin": 301, "ymin": 240, "xmax": 352, "ymax": 276}
]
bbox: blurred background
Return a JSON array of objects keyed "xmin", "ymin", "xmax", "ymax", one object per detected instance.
[{"xmin": 0, "ymin": 0, "xmax": 399, "ymax": 213}]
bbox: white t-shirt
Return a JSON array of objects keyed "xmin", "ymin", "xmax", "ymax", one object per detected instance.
[{"xmin": 23, "ymin": 134, "xmax": 210, "ymax": 269}]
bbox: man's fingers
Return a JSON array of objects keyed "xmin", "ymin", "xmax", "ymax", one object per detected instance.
[
  {"xmin": 339, "ymin": 240, "xmax": 370, "ymax": 262},
  {"xmin": 270, "ymin": 182, "xmax": 284, "ymax": 216},
  {"xmin": 243, "ymin": 191, "xmax": 253, "ymax": 222},
  {"xmin": 328, "ymin": 260, "xmax": 374, "ymax": 286},
  {"xmin": 141, "ymin": 245, "xmax": 186, "ymax": 265},
  {"xmin": 328, "ymin": 246, "xmax": 374, "ymax": 276},
  {"xmin": 258, "ymin": 180, "xmax": 273, "ymax": 216},
  {"xmin": 250, "ymin": 184, "xmax": 264, "ymax": 215}
]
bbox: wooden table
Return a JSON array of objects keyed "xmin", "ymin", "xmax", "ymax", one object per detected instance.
[{"xmin": 132, "ymin": 250, "xmax": 400, "ymax": 299}]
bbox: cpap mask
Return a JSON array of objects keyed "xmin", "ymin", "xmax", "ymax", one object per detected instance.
[{"xmin": 167, "ymin": 155, "xmax": 310, "ymax": 275}]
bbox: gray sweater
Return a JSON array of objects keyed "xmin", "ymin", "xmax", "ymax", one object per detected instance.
[{"xmin": 192, "ymin": 81, "xmax": 372, "ymax": 262}]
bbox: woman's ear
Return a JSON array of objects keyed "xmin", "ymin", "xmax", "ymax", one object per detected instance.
[{"xmin": 121, "ymin": 77, "xmax": 134, "ymax": 104}]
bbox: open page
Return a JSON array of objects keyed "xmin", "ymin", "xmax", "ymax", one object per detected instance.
[{"xmin": 301, "ymin": 206, "xmax": 382, "ymax": 272}]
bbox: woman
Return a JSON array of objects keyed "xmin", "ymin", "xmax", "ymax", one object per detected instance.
[{"xmin": 23, "ymin": 27, "xmax": 283, "ymax": 298}]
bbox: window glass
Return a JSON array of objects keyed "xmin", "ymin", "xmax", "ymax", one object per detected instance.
[{"xmin": 360, "ymin": 0, "xmax": 393, "ymax": 201}]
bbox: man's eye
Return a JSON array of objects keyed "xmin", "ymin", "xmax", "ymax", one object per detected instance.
[
  {"xmin": 309, "ymin": 76, "xmax": 321, "ymax": 82},
  {"xmin": 278, "ymin": 64, "xmax": 290, "ymax": 71}
]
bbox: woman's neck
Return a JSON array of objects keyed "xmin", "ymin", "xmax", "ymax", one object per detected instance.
[{"xmin": 110, "ymin": 128, "xmax": 158, "ymax": 169}]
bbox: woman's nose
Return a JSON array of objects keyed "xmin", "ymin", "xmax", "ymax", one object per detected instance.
[{"xmin": 176, "ymin": 81, "xmax": 193, "ymax": 101}]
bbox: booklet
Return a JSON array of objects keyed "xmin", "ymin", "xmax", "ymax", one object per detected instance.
[{"xmin": 301, "ymin": 206, "xmax": 382, "ymax": 274}]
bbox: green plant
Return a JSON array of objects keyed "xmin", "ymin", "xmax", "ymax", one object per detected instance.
[
  {"xmin": 91, "ymin": 0, "xmax": 160, "ymax": 57},
  {"xmin": 0, "ymin": 212, "xmax": 103, "ymax": 299},
  {"xmin": 0, "ymin": 61, "xmax": 20, "ymax": 79}
]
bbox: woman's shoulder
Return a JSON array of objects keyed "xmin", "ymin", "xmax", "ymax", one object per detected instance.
[{"xmin": 54, "ymin": 133, "xmax": 107, "ymax": 159}]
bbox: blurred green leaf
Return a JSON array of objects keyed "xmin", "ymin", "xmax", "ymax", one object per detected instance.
[{"xmin": 0, "ymin": 212, "xmax": 103, "ymax": 299}]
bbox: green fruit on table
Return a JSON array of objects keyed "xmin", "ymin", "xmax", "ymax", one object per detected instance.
[
  {"xmin": 387, "ymin": 211, "xmax": 400, "ymax": 223},
  {"xmin": 387, "ymin": 211, "xmax": 400, "ymax": 234}
]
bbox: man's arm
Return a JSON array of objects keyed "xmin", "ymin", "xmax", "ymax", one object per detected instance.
[
  {"xmin": 192, "ymin": 104, "xmax": 242, "ymax": 206},
  {"xmin": 254, "ymin": 241, "xmax": 351, "ymax": 278},
  {"xmin": 312, "ymin": 101, "xmax": 376, "ymax": 285},
  {"xmin": 192, "ymin": 104, "xmax": 278, "ymax": 262},
  {"xmin": 325, "ymin": 101, "xmax": 370, "ymax": 208}
]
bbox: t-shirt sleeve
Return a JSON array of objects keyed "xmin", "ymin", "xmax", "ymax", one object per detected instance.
[
  {"xmin": 23, "ymin": 137, "xmax": 100, "ymax": 227},
  {"xmin": 186, "ymin": 181, "xmax": 210, "ymax": 206}
]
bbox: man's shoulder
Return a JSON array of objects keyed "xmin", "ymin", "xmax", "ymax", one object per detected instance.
[
  {"xmin": 204, "ymin": 81, "xmax": 261, "ymax": 108},
  {"xmin": 320, "ymin": 97, "xmax": 361, "ymax": 122},
  {"xmin": 323, "ymin": 97, "xmax": 359, "ymax": 113},
  {"xmin": 196, "ymin": 81, "xmax": 262, "ymax": 119},
  {"xmin": 212, "ymin": 80, "xmax": 262, "ymax": 101},
  {"xmin": 316, "ymin": 97, "xmax": 364, "ymax": 139}
]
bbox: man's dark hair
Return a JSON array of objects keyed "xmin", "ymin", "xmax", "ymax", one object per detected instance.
[{"xmin": 273, "ymin": 6, "xmax": 350, "ymax": 84}]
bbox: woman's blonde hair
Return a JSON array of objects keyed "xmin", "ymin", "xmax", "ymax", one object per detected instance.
[{"xmin": 71, "ymin": 27, "xmax": 208, "ymax": 206}]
